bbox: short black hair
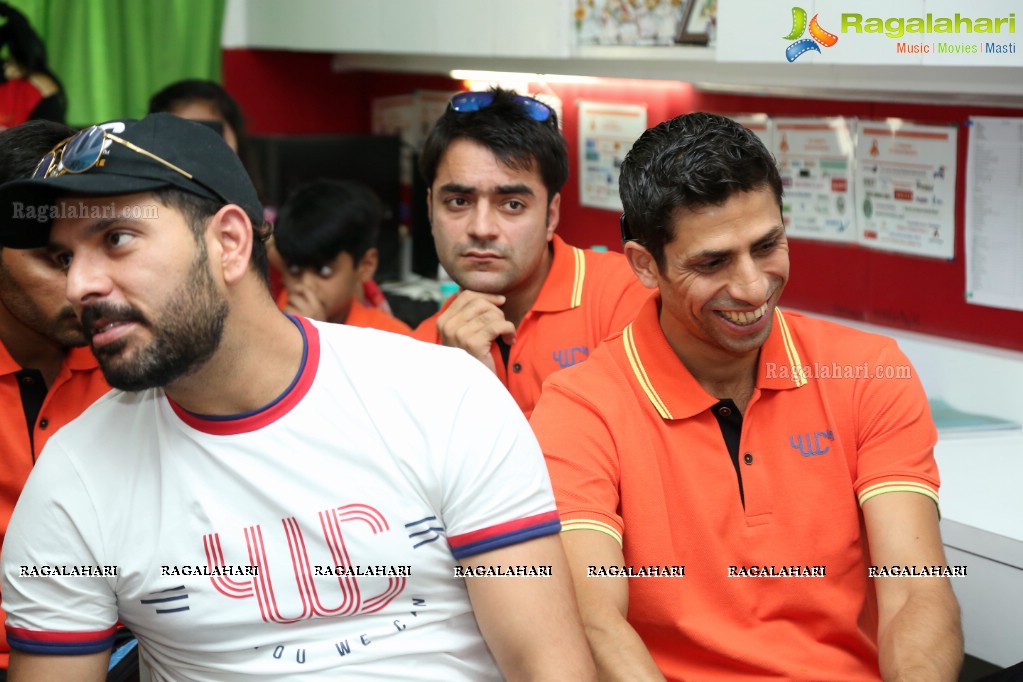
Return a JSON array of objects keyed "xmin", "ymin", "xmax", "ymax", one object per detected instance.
[
  {"xmin": 273, "ymin": 179, "xmax": 381, "ymax": 269},
  {"xmin": 0, "ymin": 120, "xmax": 75, "ymax": 251},
  {"xmin": 148, "ymin": 79, "xmax": 246, "ymax": 140},
  {"xmin": 152, "ymin": 186, "xmax": 271, "ymax": 287},
  {"xmin": 619, "ymin": 112, "xmax": 783, "ymax": 269},
  {"xmin": 419, "ymin": 87, "xmax": 568, "ymax": 202},
  {"xmin": 0, "ymin": 119, "xmax": 75, "ymax": 185}
]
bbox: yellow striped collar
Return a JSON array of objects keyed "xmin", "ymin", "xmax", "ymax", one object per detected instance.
[
  {"xmin": 532, "ymin": 235, "xmax": 586, "ymax": 313},
  {"xmin": 621, "ymin": 296, "xmax": 809, "ymax": 420}
]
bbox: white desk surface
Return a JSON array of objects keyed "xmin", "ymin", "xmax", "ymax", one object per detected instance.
[{"xmin": 935, "ymin": 431, "xmax": 1023, "ymax": 566}]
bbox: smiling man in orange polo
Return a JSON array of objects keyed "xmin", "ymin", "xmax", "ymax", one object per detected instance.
[
  {"xmin": 413, "ymin": 88, "xmax": 648, "ymax": 418},
  {"xmin": 530, "ymin": 113, "xmax": 962, "ymax": 681}
]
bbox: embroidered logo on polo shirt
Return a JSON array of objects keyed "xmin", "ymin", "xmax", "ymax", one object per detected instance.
[
  {"xmin": 790, "ymin": 430, "xmax": 834, "ymax": 456},
  {"xmin": 553, "ymin": 346, "xmax": 589, "ymax": 368}
]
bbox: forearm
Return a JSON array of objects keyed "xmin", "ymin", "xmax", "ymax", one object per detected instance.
[
  {"xmin": 582, "ymin": 609, "xmax": 666, "ymax": 682},
  {"xmin": 878, "ymin": 588, "xmax": 962, "ymax": 682}
]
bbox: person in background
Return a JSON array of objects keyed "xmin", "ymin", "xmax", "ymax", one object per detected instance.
[
  {"xmin": 530, "ymin": 112, "xmax": 963, "ymax": 680},
  {"xmin": 413, "ymin": 87, "xmax": 649, "ymax": 418},
  {"xmin": 0, "ymin": 112, "xmax": 596, "ymax": 681},
  {"xmin": 0, "ymin": 120, "xmax": 110, "ymax": 679},
  {"xmin": 148, "ymin": 78, "xmax": 245, "ymax": 153},
  {"xmin": 148, "ymin": 78, "xmax": 392, "ymax": 318},
  {"xmin": 273, "ymin": 179, "xmax": 412, "ymax": 336},
  {"xmin": 0, "ymin": 2, "xmax": 66, "ymax": 129}
]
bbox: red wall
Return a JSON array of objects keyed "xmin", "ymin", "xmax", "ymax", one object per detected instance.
[{"xmin": 223, "ymin": 49, "xmax": 1023, "ymax": 351}]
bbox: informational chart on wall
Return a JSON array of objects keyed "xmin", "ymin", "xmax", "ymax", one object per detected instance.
[
  {"xmin": 965, "ymin": 116, "xmax": 1023, "ymax": 312},
  {"xmin": 772, "ymin": 117, "xmax": 857, "ymax": 243},
  {"xmin": 855, "ymin": 121, "xmax": 958, "ymax": 259},
  {"xmin": 577, "ymin": 101, "xmax": 648, "ymax": 211}
]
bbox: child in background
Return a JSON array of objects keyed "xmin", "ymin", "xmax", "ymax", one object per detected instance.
[{"xmin": 274, "ymin": 179, "xmax": 412, "ymax": 336}]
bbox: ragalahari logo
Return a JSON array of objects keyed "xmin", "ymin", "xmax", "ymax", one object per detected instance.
[{"xmin": 783, "ymin": 7, "xmax": 838, "ymax": 61}]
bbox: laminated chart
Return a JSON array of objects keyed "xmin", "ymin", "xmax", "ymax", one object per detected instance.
[
  {"xmin": 855, "ymin": 121, "xmax": 958, "ymax": 259},
  {"xmin": 578, "ymin": 101, "xmax": 647, "ymax": 211},
  {"xmin": 772, "ymin": 117, "xmax": 857, "ymax": 243}
]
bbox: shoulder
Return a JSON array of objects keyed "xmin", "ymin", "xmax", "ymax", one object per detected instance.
[
  {"xmin": 347, "ymin": 304, "xmax": 414, "ymax": 336},
  {"xmin": 315, "ymin": 318, "xmax": 496, "ymax": 389},
  {"xmin": 782, "ymin": 310, "xmax": 901, "ymax": 358},
  {"xmin": 40, "ymin": 388, "xmax": 159, "ymax": 464}
]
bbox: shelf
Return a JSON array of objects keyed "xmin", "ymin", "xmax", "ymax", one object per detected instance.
[{"xmin": 332, "ymin": 49, "xmax": 1023, "ymax": 108}]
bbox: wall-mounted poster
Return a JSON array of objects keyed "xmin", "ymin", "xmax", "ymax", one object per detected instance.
[
  {"xmin": 856, "ymin": 120, "xmax": 957, "ymax": 259},
  {"xmin": 772, "ymin": 117, "xmax": 857, "ymax": 243},
  {"xmin": 965, "ymin": 116, "xmax": 1023, "ymax": 312},
  {"xmin": 577, "ymin": 100, "xmax": 648, "ymax": 211}
]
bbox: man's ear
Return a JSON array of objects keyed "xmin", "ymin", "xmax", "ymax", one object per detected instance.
[
  {"xmin": 208, "ymin": 204, "xmax": 253, "ymax": 286},
  {"xmin": 624, "ymin": 241, "xmax": 660, "ymax": 290},
  {"xmin": 545, "ymin": 192, "xmax": 561, "ymax": 241},
  {"xmin": 356, "ymin": 247, "xmax": 378, "ymax": 283}
]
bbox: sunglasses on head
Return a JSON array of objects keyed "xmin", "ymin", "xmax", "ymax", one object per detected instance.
[
  {"xmin": 33, "ymin": 125, "xmax": 195, "ymax": 181},
  {"xmin": 448, "ymin": 91, "xmax": 554, "ymax": 122}
]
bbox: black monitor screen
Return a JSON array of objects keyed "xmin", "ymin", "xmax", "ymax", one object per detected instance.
[{"xmin": 248, "ymin": 134, "xmax": 403, "ymax": 282}]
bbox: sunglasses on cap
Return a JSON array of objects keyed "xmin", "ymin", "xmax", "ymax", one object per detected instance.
[
  {"xmin": 448, "ymin": 91, "xmax": 554, "ymax": 122},
  {"xmin": 33, "ymin": 125, "xmax": 195, "ymax": 181}
]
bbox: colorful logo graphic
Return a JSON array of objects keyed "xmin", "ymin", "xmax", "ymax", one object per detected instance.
[{"xmin": 783, "ymin": 7, "xmax": 839, "ymax": 61}]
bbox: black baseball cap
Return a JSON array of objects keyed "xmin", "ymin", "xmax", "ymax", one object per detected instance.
[{"xmin": 0, "ymin": 112, "xmax": 262, "ymax": 248}]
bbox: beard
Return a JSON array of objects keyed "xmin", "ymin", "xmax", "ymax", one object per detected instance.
[
  {"xmin": 81, "ymin": 243, "xmax": 229, "ymax": 392},
  {"xmin": 0, "ymin": 267, "xmax": 87, "ymax": 349}
]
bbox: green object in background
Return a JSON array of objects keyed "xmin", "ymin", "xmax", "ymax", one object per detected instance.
[{"xmin": 5, "ymin": 0, "xmax": 225, "ymax": 126}]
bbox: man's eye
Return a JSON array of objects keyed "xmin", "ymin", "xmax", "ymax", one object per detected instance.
[
  {"xmin": 505, "ymin": 200, "xmax": 525, "ymax": 211},
  {"xmin": 53, "ymin": 253, "xmax": 72, "ymax": 270},
  {"xmin": 695, "ymin": 259, "xmax": 724, "ymax": 272},
  {"xmin": 317, "ymin": 265, "xmax": 334, "ymax": 278},
  {"xmin": 107, "ymin": 231, "xmax": 134, "ymax": 247}
]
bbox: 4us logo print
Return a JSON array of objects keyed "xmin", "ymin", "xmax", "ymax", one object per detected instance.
[{"xmin": 784, "ymin": 7, "xmax": 839, "ymax": 62}]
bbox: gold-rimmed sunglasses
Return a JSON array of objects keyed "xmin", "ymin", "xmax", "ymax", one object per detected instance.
[{"xmin": 33, "ymin": 125, "xmax": 196, "ymax": 181}]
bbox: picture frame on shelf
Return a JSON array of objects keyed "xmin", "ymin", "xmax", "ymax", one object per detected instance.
[{"xmin": 675, "ymin": 0, "xmax": 716, "ymax": 45}]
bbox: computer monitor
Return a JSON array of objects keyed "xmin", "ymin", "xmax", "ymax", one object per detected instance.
[{"xmin": 248, "ymin": 134, "xmax": 403, "ymax": 282}]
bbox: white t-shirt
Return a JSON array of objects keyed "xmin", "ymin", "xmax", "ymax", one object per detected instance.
[{"xmin": 1, "ymin": 316, "xmax": 560, "ymax": 680}]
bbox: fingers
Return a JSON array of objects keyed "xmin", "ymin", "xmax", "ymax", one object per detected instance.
[
  {"xmin": 283, "ymin": 287, "xmax": 326, "ymax": 321},
  {"xmin": 437, "ymin": 291, "xmax": 517, "ymax": 371}
]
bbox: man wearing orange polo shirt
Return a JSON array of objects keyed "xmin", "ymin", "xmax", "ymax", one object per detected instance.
[
  {"xmin": 0, "ymin": 121, "xmax": 110, "ymax": 676},
  {"xmin": 531, "ymin": 113, "xmax": 963, "ymax": 680},
  {"xmin": 413, "ymin": 88, "xmax": 648, "ymax": 417}
]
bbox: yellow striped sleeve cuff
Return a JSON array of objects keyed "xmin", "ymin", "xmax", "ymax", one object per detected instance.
[
  {"xmin": 858, "ymin": 480, "xmax": 940, "ymax": 508},
  {"xmin": 561, "ymin": 519, "xmax": 623, "ymax": 547}
]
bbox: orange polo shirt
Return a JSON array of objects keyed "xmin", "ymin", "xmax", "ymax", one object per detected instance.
[
  {"xmin": 531, "ymin": 294, "xmax": 939, "ymax": 681},
  {"xmin": 0, "ymin": 342, "xmax": 110, "ymax": 668},
  {"xmin": 344, "ymin": 301, "xmax": 413, "ymax": 336},
  {"xmin": 413, "ymin": 235, "xmax": 650, "ymax": 418}
]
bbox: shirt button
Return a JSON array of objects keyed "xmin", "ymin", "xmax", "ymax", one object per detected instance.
[
  {"xmin": 512, "ymin": 362, "xmax": 522, "ymax": 373},
  {"xmin": 743, "ymin": 452, "xmax": 753, "ymax": 465},
  {"xmin": 718, "ymin": 406, "xmax": 732, "ymax": 416},
  {"xmin": 39, "ymin": 418, "xmax": 50, "ymax": 429},
  {"xmin": 21, "ymin": 375, "xmax": 34, "ymax": 385}
]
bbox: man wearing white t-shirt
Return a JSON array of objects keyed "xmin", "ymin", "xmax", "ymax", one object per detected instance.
[{"xmin": 0, "ymin": 113, "xmax": 596, "ymax": 681}]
